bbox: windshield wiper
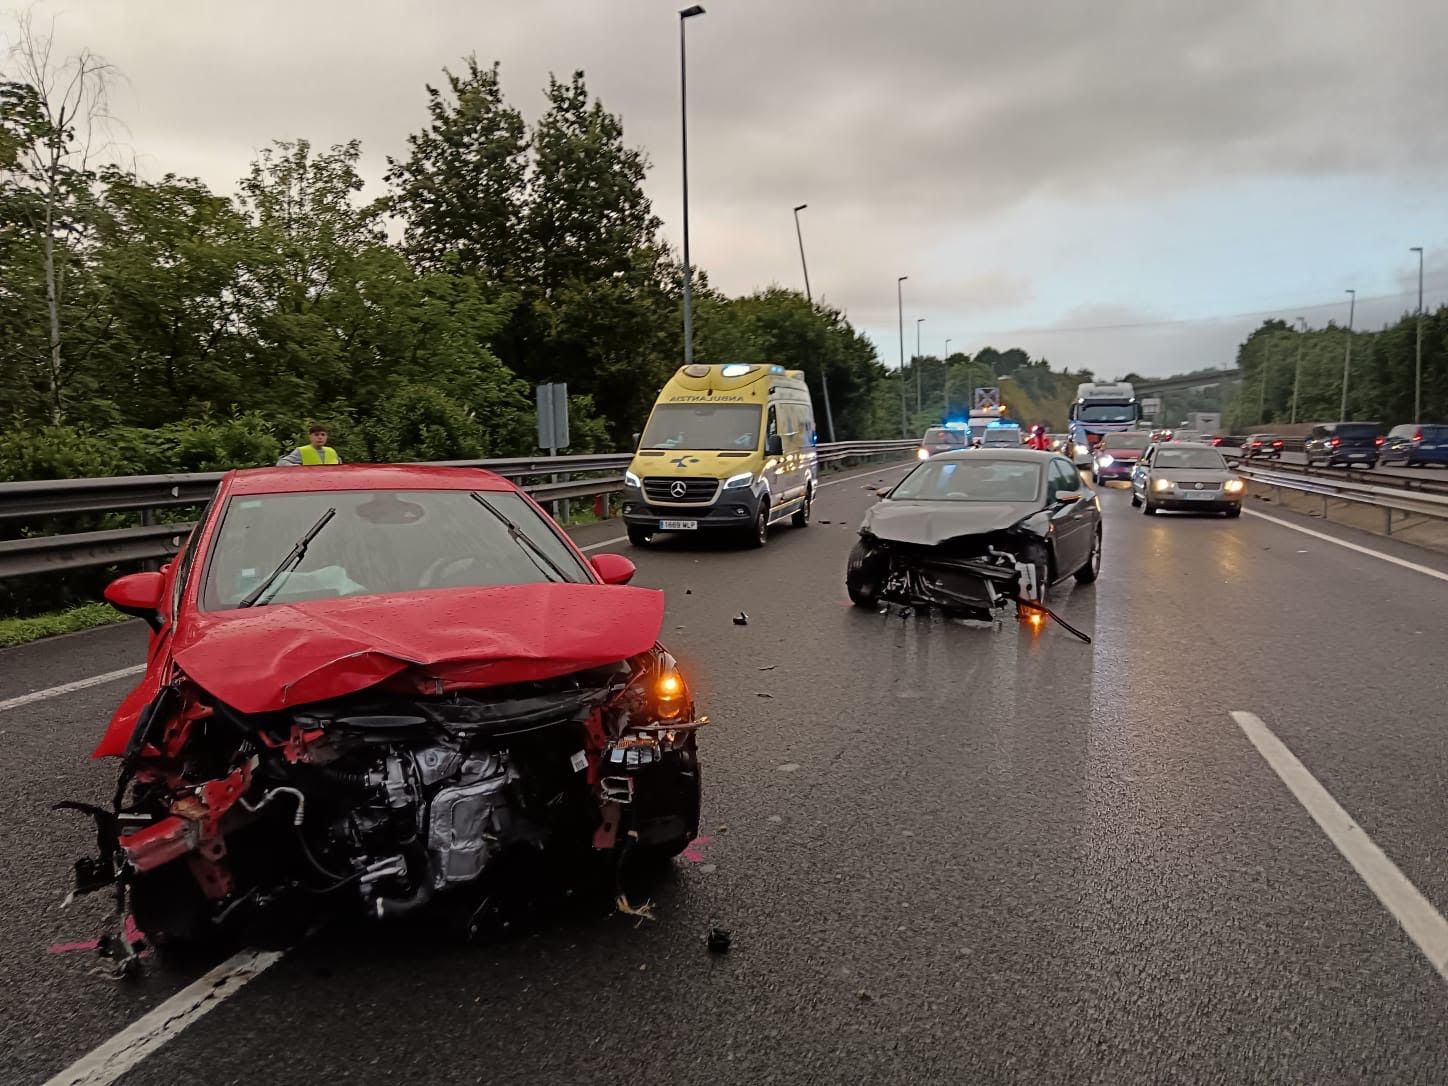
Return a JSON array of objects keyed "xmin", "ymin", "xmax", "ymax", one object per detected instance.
[
  {"xmin": 469, "ymin": 493, "xmax": 570, "ymax": 583},
  {"xmin": 237, "ymin": 507, "xmax": 337, "ymax": 608}
]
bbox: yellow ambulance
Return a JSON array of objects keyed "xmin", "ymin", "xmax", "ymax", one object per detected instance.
[{"xmin": 623, "ymin": 363, "xmax": 819, "ymax": 547}]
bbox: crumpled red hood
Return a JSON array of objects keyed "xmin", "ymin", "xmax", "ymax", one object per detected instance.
[{"xmin": 170, "ymin": 582, "xmax": 665, "ymax": 716}]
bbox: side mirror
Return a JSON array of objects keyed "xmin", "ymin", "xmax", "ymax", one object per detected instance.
[
  {"xmin": 105, "ymin": 571, "xmax": 165, "ymax": 629},
  {"xmin": 590, "ymin": 553, "xmax": 636, "ymax": 586},
  {"xmin": 765, "ymin": 434, "xmax": 784, "ymax": 456}
]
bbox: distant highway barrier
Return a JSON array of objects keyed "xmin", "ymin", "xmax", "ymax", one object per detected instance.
[{"xmin": 0, "ymin": 441, "xmax": 920, "ymax": 579}]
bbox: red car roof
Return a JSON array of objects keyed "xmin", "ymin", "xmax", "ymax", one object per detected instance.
[{"xmin": 223, "ymin": 464, "xmax": 517, "ymax": 496}]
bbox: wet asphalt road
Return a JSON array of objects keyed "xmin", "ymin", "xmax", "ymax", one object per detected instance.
[{"xmin": 3, "ymin": 463, "xmax": 1447, "ymax": 1084}]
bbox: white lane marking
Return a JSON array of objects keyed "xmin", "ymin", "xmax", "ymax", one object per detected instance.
[
  {"xmin": 43, "ymin": 948, "xmax": 285, "ymax": 1086},
  {"xmin": 574, "ymin": 461, "xmax": 910, "ymax": 553},
  {"xmin": 1231, "ymin": 710, "xmax": 1448, "ymax": 982},
  {"xmin": 1243, "ymin": 509, "xmax": 1448, "ymax": 585},
  {"xmin": 0, "ymin": 665, "xmax": 144, "ymax": 714},
  {"xmin": 579, "ymin": 536, "xmax": 627, "ymax": 552}
]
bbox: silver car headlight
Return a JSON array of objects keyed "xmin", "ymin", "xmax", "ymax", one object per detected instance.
[
  {"xmin": 625, "ymin": 470, "xmax": 642, "ymax": 488},
  {"xmin": 1152, "ymin": 477, "xmax": 1174, "ymax": 492},
  {"xmin": 723, "ymin": 471, "xmax": 754, "ymax": 490},
  {"xmin": 1223, "ymin": 478, "xmax": 1245, "ymax": 493}
]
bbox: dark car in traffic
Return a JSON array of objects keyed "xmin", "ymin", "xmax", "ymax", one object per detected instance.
[
  {"xmin": 1304, "ymin": 422, "xmax": 1382, "ymax": 468},
  {"xmin": 1129, "ymin": 442, "xmax": 1245, "ymax": 516},
  {"xmin": 1091, "ymin": 430, "xmax": 1151, "ymax": 484},
  {"xmin": 1240, "ymin": 433, "xmax": 1284, "ymax": 460},
  {"xmin": 845, "ymin": 449, "xmax": 1101, "ymax": 618},
  {"xmin": 1379, "ymin": 424, "xmax": 1448, "ymax": 468}
]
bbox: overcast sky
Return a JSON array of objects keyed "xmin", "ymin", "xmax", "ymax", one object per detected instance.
[{"xmin": 14, "ymin": 0, "xmax": 1448, "ymax": 377}]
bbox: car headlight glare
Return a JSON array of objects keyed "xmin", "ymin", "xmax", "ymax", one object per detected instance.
[
  {"xmin": 1224, "ymin": 478, "xmax": 1245, "ymax": 493},
  {"xmin": 916, "ymin": 447, "xmax": 930, "ymax": 460},
  {"xmin": 624, "ymin": 470, "xmax": 642, "ymax": 488},
  {"xmin": 1097, "ymin": 454, "xmax": 1114, "ymax": 467},
  {"xmin": 723, "ymin": 471, "xmax": 753, "ymax": 490},
  {"xmin": 1152, "ymin": 478, "xmax": 1173, "ymax": 492}
]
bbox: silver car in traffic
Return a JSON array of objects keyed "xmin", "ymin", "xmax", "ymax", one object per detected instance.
[{"xmin": 1129, "ymin": 442, "xmax": 1245, "ymax": 517}]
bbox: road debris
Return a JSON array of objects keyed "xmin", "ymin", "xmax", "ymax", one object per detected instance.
[
  {"xmin": 758, "ymin": 665, "xmax": 777, "ymax": 671},
  {"xmin": 778, "ymin": 763, "xmax": 801, "ymax": 773},
  {"xmin": 615, "ymin": 894, "xmax": 657, "ymax": 923},
  {"xmin": 707, "ymin": 928, "xmax": 733, "ymax": 954},
  {"xmin": 757, "ymin": 692, "xmax": 774, "ymax": 698},
  {"xmin": 733, "ymin": 612, "xmax": 749, "ymax": 626}
]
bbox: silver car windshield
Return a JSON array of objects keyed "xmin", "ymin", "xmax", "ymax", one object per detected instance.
[{"xmin": 1153, "ymin": 449, "xmax": 1227, "ymax": 470}]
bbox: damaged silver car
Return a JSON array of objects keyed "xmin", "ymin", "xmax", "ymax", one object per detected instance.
[{"xmin": 845, "ymin": 450, "xmax": 1101, "ymax": 638}]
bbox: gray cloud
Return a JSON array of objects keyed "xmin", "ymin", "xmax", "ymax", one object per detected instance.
[{"xmin": 13, "ymin": 0, "xmax": 1448, "ymax": 375}]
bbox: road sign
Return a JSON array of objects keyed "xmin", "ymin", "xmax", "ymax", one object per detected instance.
[
  {"xmin": 1140, "ymin": 397, "xmax": 1163, "ymax": 420},
  {"xmin": 973, "ymin": 386, "xmax": 1000, "ymax": 410},
  {"xmin": 536, "ymin": 383, "xmax": 570, "ymax": 451}
]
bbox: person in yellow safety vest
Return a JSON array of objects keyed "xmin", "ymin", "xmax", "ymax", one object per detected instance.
[{"xmin": 277, "ymin": 424, "xmax": 342, "ymax": 466}]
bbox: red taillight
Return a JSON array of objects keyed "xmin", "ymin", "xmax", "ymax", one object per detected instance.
[
  {"xmin": 1272, "ymin": 440, "xmax": 1283, "ymax": 448},
  {"xmin": 1251, "ymin": 441, "xmax": 1262, "ymax": 447},
  {"xmin": 1375, "ymin": 436, "xmax": 1385, "ymax": 446},
  {"xmin": 1413, "ymin": 431, "xmax": 1423, "ymax": 443},
  {"xmin": 1330, "ymin": 436, "xmax": 1341, "ymax": 447}
]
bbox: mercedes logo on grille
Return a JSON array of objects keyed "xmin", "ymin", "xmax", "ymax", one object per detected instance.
[
  {"xmin": 1193, "ymin": 482, "xmax": 1204, "ymax": 490},
  {"xmin": 670, "ymin": 481, "xmax": 688, "ymax": 498}
]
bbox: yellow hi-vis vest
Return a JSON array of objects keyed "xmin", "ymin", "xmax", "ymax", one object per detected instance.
[{"xmin": 298, "ymin": 445, "xmax": 339, "ymax": 465}]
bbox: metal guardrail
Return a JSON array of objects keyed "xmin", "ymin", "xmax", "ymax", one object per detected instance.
[
  {"xmin": 1234, "ymin": 462, "xmax": 1448, "ymax": 536},
  {"xmin": 0, "ymin": 440, "xmax": 920, "ymax": 578}
]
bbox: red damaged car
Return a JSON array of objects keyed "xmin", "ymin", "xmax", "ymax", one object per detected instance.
[{"xmin": 65, "ymin": 465, "xmax": 702, "ymax": 964}]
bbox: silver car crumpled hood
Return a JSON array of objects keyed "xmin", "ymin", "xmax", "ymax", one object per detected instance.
[{"xmin": 860, "ymin": 499, "xmax": 1041, "ymax": 546}]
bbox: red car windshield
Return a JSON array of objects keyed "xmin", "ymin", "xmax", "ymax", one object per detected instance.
[{"xmin": 201, "ymin": 489, "xmax": 590, "ymax": 611}]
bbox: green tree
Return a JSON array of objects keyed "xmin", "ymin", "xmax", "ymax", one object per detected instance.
[{"xmin": 385, "ymin": 56, "xmax": 528, "ymax": 279}]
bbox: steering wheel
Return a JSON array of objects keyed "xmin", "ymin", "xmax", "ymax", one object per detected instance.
[{"xmin": 420, "ymin": 555, "xmax": 478, "ymax": 589}]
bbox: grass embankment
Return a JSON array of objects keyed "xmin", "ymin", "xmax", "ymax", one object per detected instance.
[{"xmin": 0, "ymin": 602, "xmax": 130, "ymax": 649}]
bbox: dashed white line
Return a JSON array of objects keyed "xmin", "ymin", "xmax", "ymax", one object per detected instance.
[
  {"xmin": 0, "ymin": 665, "xmax": 144, "ymax": 714},
  {"xmin": 42, "ymin": 948, "xmax": 285, "ymax": 1086},
  {"xmin": 1231, "ymin": 710, "xmax": 1448, "ymax": 983},
  {"xmin": 1243, "ymin": 509, "xmax": 1448, "ymax": 585}
]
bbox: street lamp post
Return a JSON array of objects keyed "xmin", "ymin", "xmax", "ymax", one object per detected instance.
[
  {"xmin": 1258, "ymin": 339, "xmax": 1269, "ymax": 424},
  {"xmin": 943, "ymin": 339, "xmax": 951, "ymax": 413},
  {"xmin": 678, "ymin": 5, "xmax": 705, "ymax": 363},
  {"xmin": 897, "ymin": 276, "xmax": 908, "ymax": 435},
  {"xmin": 1340, "ymin": 288, "xmax": 1355, "ymax": 420},
  {"xmin": 1291, "ymin": 317, "xmax": 1306, "ymax": 423},
  {"xmin": 915, "ymin": 318, "xmax": 926, "ymax": 411},
  {"xmin": 793, "ymin": 203, "xmax": 835, "ymax": 441},
  {"xmin": 1411, "ymin": 247, "xmax": 1424, "ymax": 421}
]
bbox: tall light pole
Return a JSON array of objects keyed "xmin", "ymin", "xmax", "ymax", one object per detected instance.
[
  {"xmin": 897, "ymin": 276, "xmax": 908, "ymax": 435},
  {"xmin": 792, "ymin": 203, "xmax": 835, "ymax": 441},
  {"xmin": 942, "ymin": 338, "xmax": 952, "ymax": 415},
  {"xmin": 678, "ymin": 5, "xmax": 705, "ymax": 363},
  {"xmin": 915, "ymin": 318, "xmax": 926, "ymax": 411},
  {"xmin": 1411, "ymin": 247, "xmax": 1424, "ymax": 421},
  {"xmin": 1340, "ymin": 288, "xmax": 1356, "ymax": 420},
  {"xmin": 1257, "ymin": 338, "xmax": 1269, "ymax": 424},
  {"xmin": 1290, "ymin": 316, "xmax": 1306, "ymax": 423}
]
